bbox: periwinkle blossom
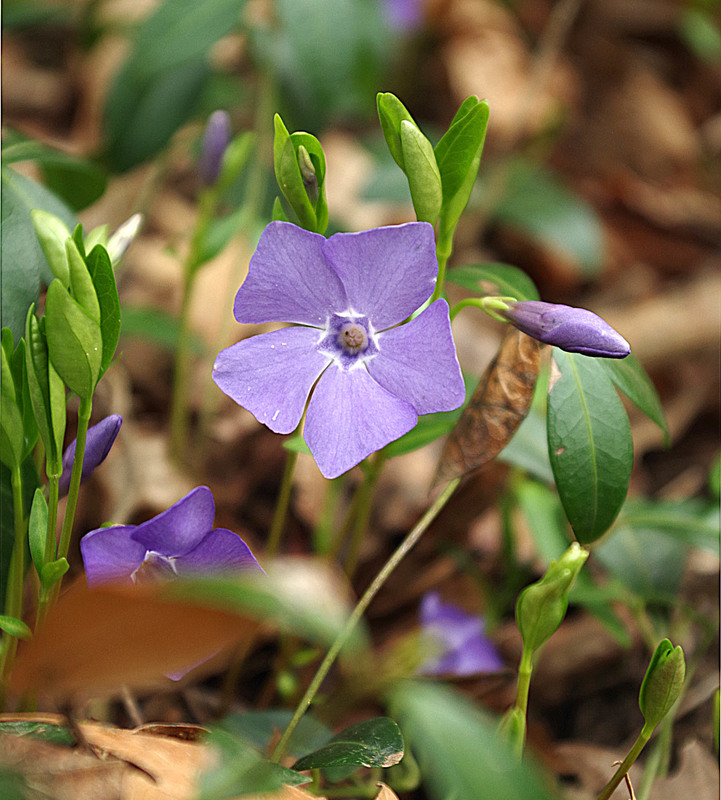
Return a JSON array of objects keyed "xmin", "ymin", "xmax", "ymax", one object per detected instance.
[
  {"xmin": 80, "ymin": 486, "xmax": 261, "ymax": 587},
  {"xmin": 213, "ymin": 221, "xmax": 465, "ymax": 479},
  {"xmin": 418, "ymin": 591, "xmax": 504, "ymax": 676},
  {"xmin": 58, "ymin": 415, "xmax": 122, "ymax": 497},
  {"xmin": 198, "ymin": 110, "xmax": 231, "ymax": 186},
  {"xmin": 500, "ymin": 301, "xmax": 630, "ymax": 358}
]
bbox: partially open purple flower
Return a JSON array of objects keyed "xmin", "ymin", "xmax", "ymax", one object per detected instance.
[
  {"xmin": 213, "ymin": 221, "xmax": 465, "ymax": 478},
  {"xmin": 500, "ymin": 301, "xmax": 630, "ymax": 358},
  {"xmin": 418, "ymin": 591, "xmax": 504, "ymax": 676},
  {"xmin": 80, "ymin": 486, "xmax": 261, "ymax": 587},
  {"xmin": 198, "ymin": 110, "xmax": 231, "ymax": 186},
  {"xmin": 58, "ymin": 415, "xmax": 122, "ymax": 497}
]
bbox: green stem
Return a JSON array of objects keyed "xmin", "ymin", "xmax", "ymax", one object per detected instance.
[
  {"xmin": 514, "ymin": 646, "xmax": 534, "ymax": 719},
  {"xmin": 0, "ymin": 465, "xmax": 27, "ymax": 688},
  {"xmin": 596, "ymin": 725, "xmax": 652, "ymax": 800},
  {"xmin": 329, "ymin": 480, "xmax": 363, "ymax": 560},
  {"xmin": 57, "ymin": 396, "xmax": 92, "ymax": 564},
  {"xmin": 266, "ymin": 446, "xmax": 299, "ymax": 556},
  {"xmin": 343, "ymin": 453, "xmax": 385, "ymax": 578},
  {"xmin": 270, "ymin": 477, "xmax": 461, "ymax": 763},
  {"xmin": 35, "ymin": 470, "xmax": 60, "ymax": 627},
  {"xmin": 312, "ymin": 476, "xmax": 343, "ymax": 556},
  {"xmin": 430, "ymin": 226, "xmax": 455, "ymax": 303}
]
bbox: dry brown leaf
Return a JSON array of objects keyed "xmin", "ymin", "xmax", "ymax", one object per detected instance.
[
  {"xmin": 650, "ymin": 740, "xmax": 720, "ymax": 800},
  {"xmin": 10, "ymin": 579, "xmax": 258, "ymax": 700},
  {"xmin": 374, "ymin": 783, "xmax": 400, "ymax": 800},
  {"xmin": 435, "ymin": 331, "xmax": 541, "ymax": 483}
]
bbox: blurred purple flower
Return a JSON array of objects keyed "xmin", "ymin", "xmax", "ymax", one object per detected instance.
[
  {"xmin": 198, "ymin": 110, "xmax": 231, "ymax": 186},
  {"xmin": 418, "ymin": 591, "xmax": 504, "ymax": 676},
  {"xmin": 213, "ymin": 221, "xmax": 465, "ymax": 479},
  {"xmin": 58, "ymin": 415, "xmax": 122, "ymax": 497},
  {"xmin": 80, "ymin": 486, "xmax": 261, "ymax": 587},
  {"xmin": 382, "ymin": 0, "xmax": 424, "ymax": 31},
  {"xmin": 500, "ymin": 301, "xmax": 630, "ymax": 358}
]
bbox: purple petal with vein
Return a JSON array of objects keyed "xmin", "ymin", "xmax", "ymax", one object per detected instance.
[
  {"xmin": 178, "ymin": 528, "xmax": 262, "ymax": 574},
  {"xmin": 59, "ymin": 415, "xmax": 122, "ymax": 497},
  {"xmin": 130, "ymin": 486, "xmax": 215, "ymax": 557},
  {"xmin": 305, "ymin": 365, "xmax": 417, "ymax": 478},
  {"xmin": 234, "ymin": 221, "xmax": 348, "ymax": 326},
  {"xmin": 213, "ymin": 327, "xmax": 331, "ymax": 434},
  {"xmin": 80, "ymin": 526, "xmax": 146, "ymax": 587},
  {"xmin": 323, "ymin": 222, "xmax": 437, "ymax": 329},
  {"xmin": 368, "ymin": 300, "xmax": 465, "ymax": 414}
]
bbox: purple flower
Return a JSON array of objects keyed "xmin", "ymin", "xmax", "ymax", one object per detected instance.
[
  {"xmin": 213, "ymin": 221, "xmax": 465, "ymax": 479},
  {"xmin": 418, "ymin": 591, "xmax": 504, "ymax": 676},
  {"xmin": 500, "ymin": 301, "xmax": 630, "ymax": 358},
  {"xmin": 198, "ymin": 110, "xmax": 231, "ymax": 186},
  {"xmin": 382, "ymin": 0, "xmax": 424, "ymax": 31},
  {"xmin": 58, "ymin": 415, "xmax": 122, "ymax": 497},
  {"xmin": 80, "ymin": 486, "xmax": 261, "ymax": 587}
]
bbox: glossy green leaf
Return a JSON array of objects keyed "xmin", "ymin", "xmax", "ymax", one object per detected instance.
[
  {"xmin": 45, "ymin": 280, "xmax": 102, "ymax": 399},
  {"xmin": 547, "ymin": 350, "xmax": 633, "ymax": 544},
  {"xmin": 446, "ymin": 262, "xmax": 540, "ymax": 302},
  {"xmin": 401, "ymin": 121, "xmax": 442, "ymax": 224},
  {"xmin": 218, "ymin": 711, "xmax": 332, "ymax": 759},
  {"xmin": 0, "ymin": 615, "xmax": 31, "ymax": 640},
  {"xmin": 602, "ymin": 353, "xmax": 669, "ymax": 444},
  {"xmin": 199, "ymin": 728, "xmax": 310, "ymax": 800},
  {"xmin": 488, "ymin": 159, "xmax": 603, "ymax": 274},
  {"xmin": 377, "ymin": 92, "xmax": 417, "ymax": 170},
  {"xmin": 434, "ymin": 97, "xmax": 489, "ymax": 236},
  {"xmin": 1, "ymin": 166, "xmax": 76, "ymax": 339},
  {"xmin": 28, "ymin": 488, "xmax": 48, "ymax": 575},
  {"xmin": 293, "ymin": 717, "xmax": 403, "ymax": 771},
  {"xmin": 389, "ymin": 681, "xmax": 555, "ymax": 800},
  {"xmin": 29, "ymin": 209, "xmax": 71, "ymax": 287},
  {"xmin": 66, "ymin": 239, "xmax": 100, "ymax": 324},
  {"xmin": 86, "ymin": 245, "xmax": 121, "ymax": 377}
]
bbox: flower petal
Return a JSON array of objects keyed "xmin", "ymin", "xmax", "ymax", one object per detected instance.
[
  {"xmin": 80, "ymin": 525, "xmax": 146, "ymax": 586},
  {"xmin": 305, "ymin": 365, "xmax": 417, "ymax": 478},
  {"xmin": 368, "ymin": 300, "xmax": 465, "ymax": 414},
  {"xmin": 213, "ymin": 327, "xmax": 331, "ymax": 434},
  {"xmin": 59, "ymin": 414, "xmax": 122, "ymax": 497},
  {"xmin": 178, "ymin": 529, "xmax": 263, "ymax": 574},
  {"xmin": 233, "ymin": 221, "xmax": 348, "ymax": 325},
  {"xmin": 322, "ymin": 222, "xmax": 437, "ymax": 329},
  {"xmin": 131, "ymin": 486, "xmax": 216, "ymax": 557}
]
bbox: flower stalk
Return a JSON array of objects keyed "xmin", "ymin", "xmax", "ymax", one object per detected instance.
[{"xmin": 266, "ymin": 446, "xmax": 300, "ymax": 556}]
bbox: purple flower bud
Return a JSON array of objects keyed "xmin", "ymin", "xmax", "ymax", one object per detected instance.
[
  {"xmin": 58, "ymin": 415, "xmax": 122, "ymax": 497},
  {"xmin": 500, "ymin": 301, "xmax": 630, "ymax": 358},
  {"xmin": 198, "ymin": 110, "xmax": 231, "ymax": 187},
  {"xmin": 418, "ymin": 591, "xmax": 504, "ymax": 676}
]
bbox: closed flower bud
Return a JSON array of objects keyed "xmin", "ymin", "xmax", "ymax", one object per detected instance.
[
  {"xmin": 58, "ymin": 415, "xmax": 122, "ymax": 496},
  {"xmin": 198, "ymin": 110, "xmax": 231, "ymax": 187},
  {"xmin": 516, "ymin": 543, "xmax": 588, "ymax": 654},
  {"xmin": 107, "ymin": 214, "xmax": 143, "ymax": 264},
  {"xmin": 639, "ymin": 639, "xmax": 686, "ymax": 731},
  {"xmin": 500, "ymin": 301, "xmax": 630, "ymax": 358},
  {"xmin": 297, "ymin": 145, "xmax": 319, "ymax": 206}
]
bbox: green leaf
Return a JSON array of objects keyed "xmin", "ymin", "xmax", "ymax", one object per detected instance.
[
  {"xmin": 0, "ymin": 615, "xmax": 32, "ymax": 640},
  {"xmin": 29, "ymin": 209, "xmax": 71, "ymax": 287},
  {"xmin": 446, "ymin": 262, "xmax": 540, "ymax": 302},
  {"xmin": 434, "ymin": 97, "xmax": 489, "ymax": 236},
  {"xmin": 86, "ymin": 245, "xmax": 121, "ymax": 377},
  {"xmin": 28, "ymin": 488, "xmax": 48, "ymax": 575},
  {"xmin": 0, "ymin": 341, "xmax": 25, "ymax": 470},
  {"xmin": 0, "ymin": 720, "xmax": 75, "ymax": 746},
  {"xmin": 488, "ymin": 158, "xmax": 603, "ymax": 274},
  {"xmin": 602, "ymin": 353, "xmax": 669, "ymax": 444},
  {"xmin": 547, "ymin": 350, "xmax": 633, "ymax": 544},
  {"xmin": 383, "ymin": 407, "xmax": 464, "ymax": 458},
  {"xmin": 1, "ymin": 166, "xmax": 76, "ymax": 339},
  {"xmin": 389, "ymin": 681, "xmax": 555, "ymax": 800},
  {"xmin": 218, "ymin": 711, "xmax": 332, "ymax": 759},
  {"xmin": 66, "ymin": 238, "xmax": 101, "ymax": 324},
  {"xmin": 45, "ymin": 280, "xmax": 102, "ymax": 399},
  {"xmin": 377, "ymin": 92, "xmax": 416, "ymax": 171},
  {"xmin": 293, "ymin": 717, "xmax": 403, "ymax": 771},
  {"xmin": 277, "ymin": 136, "xmax": 317, "ymax": 231},
  {"xmin": 400, "ymin": 121, "xmax": 442, "ymax": 224},
  {"xmin": 40, "ymin": 557, "xmax": 69, "ymax": 590}
]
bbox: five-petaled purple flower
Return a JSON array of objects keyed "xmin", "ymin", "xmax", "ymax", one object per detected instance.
[
  {"xmin": 418, "ymin": 591, "xmax": 504, "ymax": 676},
  {"xmin": 500, "ymin": 301, "xmax": 630, "ymax": 358},
  {"xmin": 59, "ymin": 415, "xmax": 122, "ymax": 497},
  {"xmin": 80, "ymin": 486, "xmax": 261, "ymax": 587},
  {"xmin": 213, "ymin": 221, "xmax": 465, "ymax": 478}
]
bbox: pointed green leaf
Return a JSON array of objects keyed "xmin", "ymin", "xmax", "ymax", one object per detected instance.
[
  {"xmin": 86, "ymin": 245, "xmax": 121, "ymax": 376},
  {"xmin": 547, "ymin": 350, "xmax": 633, "ymax": 544},
  {"xmin": 28, "ymin": 488, "xmax": 48, "ymax": 575},
  {"xmin": 377, "ymin": 92, "xmax": 416, "ymax": 171},
  {"xmin": 446, "ymin": 262, "xmax": 540, "ymax": 301},
  {"xmin": 30, "ymin": 209, "xmax": 71, "ymax": 287},
  {"xmin": 271, "ymin": 196, "xmax": 292, "ymax": 223},
  {"xmin": 66, "ymin": 238, "xmax": 100, "ymax": 324},
  {"xmin": 0, "ymin": 615, "xmax": 32, "ymax": 640},
  {"xmin": 272, "ymin": 114, "xmax": 291, "ymax": 181},
  {"xmin": 400, "ymin": 121, "xmax": 442, "ymax": 224},
  {"xmin": 278, "ymin": 138, "xmax": 316, "ymax": 230},
  {"xmin": 25, "ymin": 309, "xmax": 56, "ymax": 462},
  {"xmin": 40, "ymin": 557, "xmax": 69, "ymax": 590},
  {"xmin": 293, "ymin": 717, "xmax": 404, "ymax": 771},
  {"xmin": 602, "ymin": 353, "xmax": 669, "ymax": 444},
  {"xmin": 84, "ymin": 224, "xmax": 109, "ymax": 253},
  {"xmin": 45, "ymin": 279, "xmax": 102, "ymax": 399}
]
